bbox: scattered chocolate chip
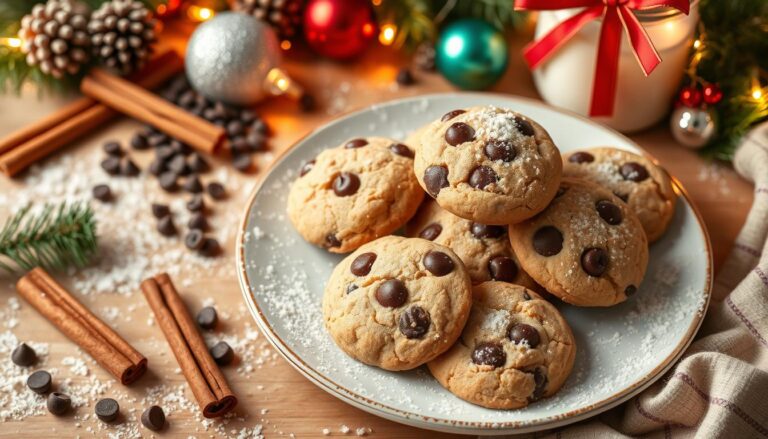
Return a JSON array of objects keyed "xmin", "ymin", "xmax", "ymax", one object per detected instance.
[
  {"xmin": 226, "ymin": 120, "xmax": 245, "ymax": 137},
  {"xmin": 251, "ymin": 119, "xmax": 268, "ymax": 135},
  {"xmin": 92, "ymin": 184, "xmax": 112, "ymax": 202},
  {"xmin": 533, "ymin": 226, "xmax": 563, "ymax": 256},
  {"xmin": 299, "ymin": 93, "xmax": 316, "ymax": 112},
  {"xmin": 423, "ymin": 251, "xmax": 454, "ymax": 276},
  {"xmin": 325, "ymin": 234, "xmax": 341, "ymax": 248},
  {"xmin": 389, "ymin": 143, "xmax": 414, "ymax": 158},
  {"xmin": 620, "ymin": 162, "xmax": 649, "ymax": 182},
  {"xmin": 581, "ymin": 248, "xmax": 608, "ymax": 276},
  {"xmin": 568, "ymin": 151, "xmax": 595, "ymax": 164},
  {"xmin": 508, "ymin": 323, "xmax": 540, "ymax": 348},
  {"xmin": 471, "ymin": 342, "xmax": 506, "ymax": 368},
  {"xmin": 299, "ymin": 160, "xmax": 316, "ymax": 177},
  {"xmin": 396, "ymin": 68, "xmax": 415, "ymax": 85},
  {"xmin": 188, "ymin": 153, "xmax": 209, "ymax": 173},
  {"xmin": 419, "ymin": 223, "xmax": 442, "ymax": 241},
  {"xmin": 168, "ymin": 155, "xmax": 190, "ymax": 176},
  {"xmin": 346, "ymin": 284, "xmax": 358, "ymax": 294},
  {"xmin": 484, "ymin": 140, "xmax": 516, "ymax": 162},
  {"xmin": 100, "ymin": 156, "xmax": 121, "ymax": 175},
  {"xmin": 148, "ymin": 133, "xmax": 169, "ymax": 147},
  {"xmin": 398, "ymin": 306, "xmax": 430, "ymax": 339},
  {"xmin": 514, "ymin": 117, "xmax": 535, "ymax": 137},
  {"xmin": 441, "ymin": 109, "xmax": 465, "ymax": 122},
  {"xmin": 350, "ymin": 252, "xmax": 377, "ymax": 276},
  {"xmin": 246, "ymin": 131, "xmax": 267, "ymax": 151},
  {"xmin": 200, "ymin": 237, "xmax": 221, "ymax": 257},
  {"xmin": 156, "ymin": 146, "xmax": 176, "ymax": 162},
  {"xmin": 344, "ymin": 138, "xmax": 368, "ymax": 149},
  {"xmin": 95, "ymin": 398, "xmax": 119, "ymax": 423},
  {"xmin": 596, "ymin": 200, "xmax": 622, "ymax": 225},
  {"xmin": 530, "ymin": 367, "xmax": 548, "ymax": 400},
  {"xmin": 130, "ymin": 133, "xmax": 149, "ymax": 150},
  {"xmin": 375, "ymin": 279, "xmax": 408, "ymax": 308},
  {"xmin": 157, "ymin": 216, "xmax": 177, "ymax": 236},
  {"xmin": 232, "ymin": 154, "xmax": 252, "ymax": 172},
  {"xmin": 158, "ymin": 172, "xmax": 178, "ymax": 192},
  {"xmin": 332, "ymin": 172, "xmax": 360, "ymax": 197},
  {"xmin": 103, "ymin": 141, "xmax": 123, "ymax": 156},
  {"xmin": 185, "ymin": 229, "xmax": 205, "ymax": 250},
  {"xmin": 210, "ymin": 341, "xmax": 234, "ymax": 365},
  {"xmin": 141, "ymin": 405, "xmax": 166, "ymax": 431},
  {"xmin": 445, "ymin": 122, "xmax": 475, "ymax": 146},
  {"xmin": 121, "ymin": 158, "xmax": 140, "ymax": 177},
  {"xmin": 424, "ymin": 165, "xmax": 449, "ymax": 197},
  {"xmin": 488, "ymin": 256, "xmax": 518, "ymax": 282},
  {"xmin": 151, "ymin": 203, "xmax": 170, "ymax": 219},
  {"xmin": 170, "ymin": 140, "xmax": 191, "ymax": 156},
  {"xmin": 27, "ymin": 370, "xmax": 51, "ymax": 394},
  {"xmin": 625, "ymin": 285, "xmax": 637, "ymax": 296},
  {"xmin": 468, "ymin": 166, "xmax": 497, "ymax": 189},
  {"xmin": 148, "ymin": 159, "xmax": 166, "ymax": 176},
  {"xmin": 11, "ymin": 343, "xmax": 36, "ymax": 367},
  {"xmin": 47, "ymin": 392, "xmax": 71, "ymax": 416},
  {"xmin": 188, "ymin": 213, "xmax": 208, "ymax": 230},
  {"xmin": 470, "ymin": 223, "xmax": 505, "ymax": 239},
  {"xmin": 207, "ymin": 182, "xmax": 227, "ymax": 200},
  {"xmin": 183, "ymin": 175, "xmax": 203, "ymax": 193},
  {"xmin": 186, "ymin": 195, "xmax": 205, "ymax": 212},
  {"xmin": 196, "ymin": 306, "xmax": 218, "ymax": 330}
]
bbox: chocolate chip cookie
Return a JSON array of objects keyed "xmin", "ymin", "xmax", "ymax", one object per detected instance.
[
  {"xmin": 323, "ymin": 236, "xmax": 472, "ymax": 370},
  {"xmin": 287, "ymin": 137, "xmax": 424, "ymax": 253},
  {"xmin": 563, "ymin": 147, "xmax": 677, "ymax": 242},
  {"xmin": 509, "ymin": 178, "xmax": 648, "ymax": 307},
  {"xmin": 428, "ymin": 282, "xmax": 576, "ymax": 409},
  {"xmin": 405, "ymin": 199, "xmax": 538, "ymax": 289},
  {"xmin": 413, "ymin": 106, "xmax": 562, "ymax": 225}
]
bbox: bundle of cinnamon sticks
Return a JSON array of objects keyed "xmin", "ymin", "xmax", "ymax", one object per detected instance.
[{"xmin": 0, "ymin": 50, "xmax": 184, "ymax": 177}]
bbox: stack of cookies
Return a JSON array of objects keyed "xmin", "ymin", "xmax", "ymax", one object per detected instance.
[{"xmin": 286, "ymin": 105, "xmax": 677, "ymax": 409}]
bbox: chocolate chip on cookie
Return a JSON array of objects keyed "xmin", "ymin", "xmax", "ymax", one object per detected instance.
[
  {"xmin": 399, "ymin": 306, "xmax": 430, "ymax": 339},
  {"xmin": 299, "ymin": 159, "xmax": 315, "ymax": 177},
  {"xmin": 568, "ymin": 151, "xmax": 594, "ymax": 163},
  {"xmin": 441, "ymin": 109, "xmax": 466, "ymax": 122},
  {"xmin": 389, "ymin": 143, "xmax": 414, "ymax": 158},
  {"xmin": 581, "ymin": 248, "xmax": 608, "ymax": 277},
  {"xmin": 445, "ymin": 122, "xmax": 475, "ymax": 146},
  {"xmin": 484, "ymin": 140, "xmax": 516, "ymax": 162},
  {"xmin": 423, "ymin": 165, "xmax": 449, "ymax": 197},
  {"xmin": 470, "ymin": 223, "xmax": 505, "ymax": 239},
  {"xmin": 419, "ymin": 223, "xmax": 442, "ymax": 241},
  {"xmin": 423, "ymin": 251, "xmax": 454, "ymax": 276},
  {"xmin": 596, "ymin": 200, "xmax": 622, "ymax": 225},
  {"xmin": 488, "ymin": 256, "xmax": 518, "ymax": 282},
  {"xmin": 533, "ymin": 226, "xmax": 563, "ymax": 256},
  {"xmin": 471, "ymin": 342, "xmax": 506, "ymax": 368},
  {"xmin": 376, "ymin": 279, "xmax": 408, "ymax": 307},
  {"xmin": 468, "ymin": 166, "xmax": 497, "ymax": 189},
  {"xmin": 332, "ymin": 172, "xmax": 360, "ymax": 196},
  {"xmin": 620, "ymin": 162, "xmax": 649, "ymax": 182},
  {"xmin": 508, "ymin": 323, "xmax": 540, "ymax": 348},
  {"xmin": 345, "ymin": 138, "xmax": 368, "ymax": 149},
  {"xmin": 351, "ymin": 252, "xmax": 377, "ymax": 276}
]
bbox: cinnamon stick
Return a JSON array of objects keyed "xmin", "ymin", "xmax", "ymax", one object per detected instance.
[
  {"xmin": 82, "ymin": 69, "xmax": 224, "ymax": 154},
  {"xmin": 16, "ymin": 268, "xmax": 147, "ymax": 385},
  {"xmin": 141, "ymin": 273, "xmax": 237, "ymax": 418},
  {"xmin": 0, "ymin": 50, "xmax": 184, "ymax": 177}
]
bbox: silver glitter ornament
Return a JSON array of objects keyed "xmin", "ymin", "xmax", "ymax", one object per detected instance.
[
  {"xmin": 185, "ymin": 13, "xmax": 281, "ymax": 105},
  {"xmin": 670, "ymin": 106, "xmax": 716, "ymax": 149}
]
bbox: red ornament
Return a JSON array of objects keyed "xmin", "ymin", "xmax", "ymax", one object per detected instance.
[
  {"xmin": 703, "ymin": 84, "xmax": 723, "ymax": 105},
  {"xmin": 303, "ymin": 0, "xmax": 376, "ymax": 60},
  {"xmin": 679, "ymin": 86, "xmax": 702, "ymax": 107}
]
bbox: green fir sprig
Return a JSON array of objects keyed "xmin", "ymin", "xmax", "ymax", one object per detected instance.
[{"xmin": 0, "ymin": 202, "xmax": 98, "ymax": 274}]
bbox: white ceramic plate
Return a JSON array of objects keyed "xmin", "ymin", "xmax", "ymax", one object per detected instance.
[{"xmin": 236, "ymin": 93, "xmax": 712, "ymax": 435}]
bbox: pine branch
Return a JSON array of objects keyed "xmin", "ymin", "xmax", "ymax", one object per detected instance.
[{"xmin": 0, "ymin": 202, "xmax": 98, "ymax": 274}]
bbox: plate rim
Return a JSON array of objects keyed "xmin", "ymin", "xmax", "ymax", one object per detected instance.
[{"xmin": 235, "ymin": 92, "xmax": 713, "ymax": 434}]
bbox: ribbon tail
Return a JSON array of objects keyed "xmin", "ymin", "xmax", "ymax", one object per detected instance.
[
  {"xmin": 523, "ymin": 6, "xmax": 604, "ymax": 70},
  {"xmin": 627, "ymin": 0, "xmax": 690, "ymax": 15},
  {"xmin": 516, "ymin": 0, "xmax": 601, "ymax": 11},
  {"xmin": 590, "ymin": 6, "xmax": 622, "ymax": 116},
  {"xmin": 619, "ymin": 7, "xmax": 662, "ymax": 75}
]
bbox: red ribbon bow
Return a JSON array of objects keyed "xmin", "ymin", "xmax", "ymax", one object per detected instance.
[{"xmin": 517, "ymin": 0, "xmax": 689, "ymax": 116}]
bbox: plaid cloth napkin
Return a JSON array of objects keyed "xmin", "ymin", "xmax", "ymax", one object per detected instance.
[{"xmin": 512, "ymin": 139, "xmax": 768, "ymax": 438}]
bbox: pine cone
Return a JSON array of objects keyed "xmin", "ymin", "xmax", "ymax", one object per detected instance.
[
  {"xmin": 232, "ymin": 0, "xmax": 304, "ymax": 41},
  {"xmin": 18, "ymin": 0, "xmax": 90, "ymax": 78},
  {"xmin": 89, "ymin": 0, "xmax": 157, "ymax": 75}
]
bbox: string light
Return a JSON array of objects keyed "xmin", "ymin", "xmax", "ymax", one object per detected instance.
[
  {"xmin": 693, "ymin": 39, "xmax": 701, "ymax": 49},
  {"xmin": 371, "ymin": 0, "xmax": 382, "ymax": 5},
  {"xmin": 752, "ymin": 87, "xmax": 763, "ymax": 100},
  {"xmin": 379, "ymin": 24, "xmax": 396, "ymax": 45},
  {"xmin": 187, "ymin": 5, "xmax": 214, "ymax": 22},
  {"xmin": 0, "ymin": 37, "xmax": 22, "ymax": 49},
  {"xmin": 280, "ymin": 40, "xmax": 292, "ymax": 50},
  {"xmin": 265, "ymin": 67, "xmax": 303, "ymax": 98}
]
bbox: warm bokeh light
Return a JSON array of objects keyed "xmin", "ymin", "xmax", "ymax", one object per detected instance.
[
  {"xmin": 281, "ymin": 40, "xmax": 292, "ymax": 50},
  {"xmin": 371, "ymin": 0, "xmax": 382, "ymax": 5},
  {"xmin": 693, "ymin": 39, "xmax": 701, "ymax": 49},
  {"xmin": 379, "ymin": 24, "xmax": 396, "ymax": 45},
  {"xmin": 362, "ymin": 22, "xmax": 375, "ymax": 37},
  {"xmin": 0, "ymin": 37, "xmax": 22, "ymax": 48},
  {"xmin": 187, "ymin": 6, "xmax": 214, "ymax": 22},
  {"xmin": 266, "ymin": 68, "xmax": 304, "ymax": 98},
  {"xmin": 752, "ymin": 88, "xmax": 763, "ymax": 100}
]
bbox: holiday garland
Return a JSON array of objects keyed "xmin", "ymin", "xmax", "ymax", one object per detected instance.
[
  {"xmin": 677, "ymin": 0, "xmax": 768, "ymax": 160},
  {"xmin": 0, "ymin": 202, "xmax": 98, "ymax": 273}
]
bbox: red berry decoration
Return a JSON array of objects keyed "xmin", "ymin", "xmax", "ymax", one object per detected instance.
[
  {"xmin": 703, "ymin": 84, "xmax": 723, "ymax": 105},
  {"xmin": 303, "ymin": 0, "xmax": 376, "ymax": 60},
  {"xmin": 679, "ymin": 86, "xmax": 702, "ymax": 107}
]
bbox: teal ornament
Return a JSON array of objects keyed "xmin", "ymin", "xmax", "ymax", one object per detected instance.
[{"xmin": 435, "ymin": 19, "xmax": 509, "ymax": 90}]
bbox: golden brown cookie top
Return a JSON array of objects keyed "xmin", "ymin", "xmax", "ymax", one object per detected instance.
[{"xmin": 413, "ymin": 106, "xmax": 562, "ymax": 225}]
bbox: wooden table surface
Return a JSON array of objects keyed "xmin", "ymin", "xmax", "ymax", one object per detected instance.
[{"xmin": 0, "ymin": 21, "xmax": 754, "ymax": 439}]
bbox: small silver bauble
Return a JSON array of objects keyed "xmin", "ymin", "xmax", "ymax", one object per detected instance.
[
  {"xmin": 670, "ymin": 106, "xmax": 716, "ymax": 149},
  {"xmin": 185, "ymin": 12, "xmax": 281, "ymax": 105}
]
